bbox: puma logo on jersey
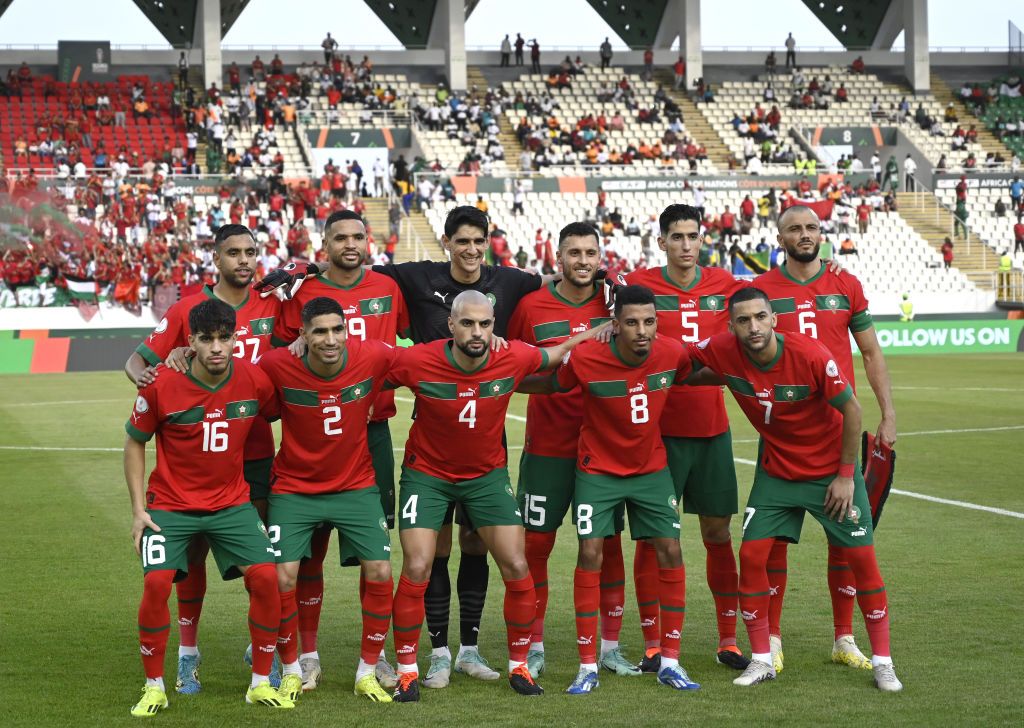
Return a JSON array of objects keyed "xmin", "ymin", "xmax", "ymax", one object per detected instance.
[
  {"xmin": 571, "ymin": 323, "xmax": 589, "ymax": 333},
  {"xmin": 679, "ymin": 300, "xmax": 697, "ymax": 309},
  {"xmin": 433, "ymin": 291, "xmax": 449, "ymax": 304},
  {"xmin": 628, "ymin": 382, "xmax": 646, "ymax": 394},
  {"xmin": 459, "ymin": 387, "xmax": 477, "ymax": 398},
  {"xmin": 236, "ymin": 325, "xmax": 250, "ymax": 336},
  {"xmin": 797, "ymin": 301, "xmax": 813, "ymax": 310},
  {"xmin": 206, "ymin": 408, "xmax": 224, "ymax": 419}
]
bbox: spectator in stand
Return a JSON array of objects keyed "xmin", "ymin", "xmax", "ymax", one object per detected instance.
[
  {"xmin": 642, "ymin": 47, "xmax": 654, "ymax": 81},
  {"xmin": 719, "ymin": 205, "xmax": 737, "ymax": 239},
  {"xmin": 764, "ymin": 50, "xmax": 777, "ymax": 76},
  {"xmin": 835, "ymin": 82, "xmax": 848, "ymax": 103},
  {"xmin": 934, "ymin": 236, "xmax": 954, "ymax": 270},
  {"xmin": 903, "ymin": 154, "xmax": 917, "ymax": 191},
  {"xmin": 673, "ymin": 56, "xmax": 685, "ymax": 89},
  {"xmin": 177, "ymin": 51, "xmax": 189, "ymax": 89},
  {"xmin": 514, "ymin": 33, "xmax": 525, "ymax": 65},
  {"xmin": 1014, "ymin": 218, "xmax": 1024, "ymax": 253},
  {"xmin": 856, "ymin": 198, "xmax": 872, "ymax": 233},
  {"xmin": 839, "ymin": 236, "xmax": 858, "ymax": 256},
  {"xmin": 530, "ymin": 39, "xmax": 541, "ymax": 73},
  {"xmin": 270, "ymin": 54, "xmax": 284, "ymax": 76},
  {"xmin": 954, "ymin": 198, "xmax": 969, "ymax": 239},
  {"xmin": 850, "ymin": 56, "xmax": 865, "ymax": 74},
  {"xmin": 321, "ymin": 32, "xmax": 338, "ymax": 64},
  {"xmin": 500, "ymin": 34, "xmax": 512, "ymax": 67},
  {"xmin": 599, "ymin": 37, "xmax": 613, "ymax": 69},
  {"xmin": 995, "ymin": 198, "xmax": 1007, "ymax": 217},
  {"xmin": 784, "ymin": 33, "xmax": 796, "ymax": 68}
]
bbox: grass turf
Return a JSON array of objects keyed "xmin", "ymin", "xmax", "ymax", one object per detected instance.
[{"xmin": 0, "ymin": 353, "xmax": 1021, "ymax": 726}]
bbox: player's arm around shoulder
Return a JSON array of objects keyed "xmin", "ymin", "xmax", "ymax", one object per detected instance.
[{"xmin": 536, "ymin": 319, "xmax": 611, "ymax": 370}]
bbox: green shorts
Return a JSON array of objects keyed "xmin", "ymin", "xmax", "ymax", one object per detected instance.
[
  {"xmin": 398, "ymin": 466, "xmax": 523, "ymax": 532},
  {"xmin": 573, "ymin": 468, "xmax": 680, "ymax": 541},
  {"xmin": 244, "ymin": 457, "xmax": 273, "ymax": 501},
  {"xmin": 269, "ymin": 489, "xmax": 391, "ymax": 566},
  {"xmin": 141, "ymin": 503, "xmax": 274, "ymax": 581},
  {"xmin": 517, "ymin": 452, "xmax": 624, "ymax": 534},
  {"xmin": 663, "ymin": 431, "xmax": 739, "ymax": 517},
  {"xmin": 368, "ymin": 420, "xmax": 396, "ymax": 528},
  {"xmin": 742, "ymin": 467, "xmax": 874, "ymax": 548}
]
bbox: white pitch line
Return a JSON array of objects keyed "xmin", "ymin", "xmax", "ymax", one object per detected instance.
[
  {"xmin": 394, "ymin": 395, "xmax": 526, "ymax": 422},
  {"xmin": 5, "ymin": 399, "xmax": 123, "ymax": 408},
  {"xmin": 889, "ymin": 489, "xmax": 1024, "ymax": 520},
  {"xmin": 0, "ymin": 445, "xmax": 122, "ymax": 452},
  {"xmin": 893, "ymin": 386, "xmax": 1023, "ymax": 393},
  {"xmin": 732, "ymin": 423, "xmax": 1024, "ymax": 445}
]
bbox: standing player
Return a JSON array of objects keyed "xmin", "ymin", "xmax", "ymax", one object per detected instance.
[
  {"xmin": 506, "ymin": 222, "xmax": 635, "ymax": 679},
  {"xmin": 260, "ymin": 297, "xmax": 399, "ymax": 703},
  {"xmin": 124, "ymin": 224, "xmax": 282, "ymax": 695},
  {"xmin": 625, "ymin": 204, "xmax": 750, "ymax": 672},
  {"xmin": 124, "ymin": 299, "xmax": 292, "ymax": 717},
  {"xmin": 756, "ymin": 205, "xmax": 896, "ymax": 673},
  {"xmin": 522, "ymin": 285, "xmax": 701, "ymax": 694},
  {"xmin": 385, "ymin": 291, "xmax": 597, "ymax": 701},
  {"xmin": 686, "ymin": 288, "xmax": 902, "ymax": 692},
  {"xmin": 271, "ymin": 209, "xmax": 409, "ymax": 691}
]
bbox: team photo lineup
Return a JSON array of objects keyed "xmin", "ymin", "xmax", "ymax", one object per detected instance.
[{"xmin": 120, "ymin": 199, "xmax": 902, "ymax": 715}]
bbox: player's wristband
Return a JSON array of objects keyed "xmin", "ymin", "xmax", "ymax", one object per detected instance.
[{"xmin": 838, "ymin": 462, "xmax": 855, "ymax": 478}]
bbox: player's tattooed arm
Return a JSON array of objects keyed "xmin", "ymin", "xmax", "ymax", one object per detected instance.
[
  {"xmin": 124, "ymin": 436, "xmax": 160, "ymax": 555},
  {"xmin": 824, "ymin": 394, "xmax": 863, "ymax": 521}
]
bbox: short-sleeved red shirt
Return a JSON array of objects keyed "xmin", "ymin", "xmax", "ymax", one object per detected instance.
[
  {"xmin": 626, "ymin": 265, "xmax": 746, "ymax": 438},
  {"xmin": 125, "ymin": 361, "xmax": 276, "ymax": 511},
  {"xmin": 506, "ymin": 282, "xmax": 611, "ymax": 458},
  {"xmin": 135, "ymin": 284, "xmax": 281, "ymax": 459},
  {"xmin": 386, "ymin": 339, "xmax": 546, "ymax": 481},
  {"xmin": 275, "ymin": 270, "xmax": 409, "ymax": 421},
  {"xmin": 258, "ymin": 340, "xmax": 398, "ymax": 495},
  {"xmin": 556, "ymin": 335, "xmax": 692, "ymax": 477},
  {"xmin": 689, "ymin": 331, "xmax": 854, "ymax": 481},
  {"xmin": 756, "ymin": 263, "xmax": 872, "ymax": 390}
]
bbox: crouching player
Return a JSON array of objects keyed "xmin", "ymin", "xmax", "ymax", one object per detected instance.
[
  {"xmin": 259, "ymin": 297, "xmax": 399, "ymax": 703},
  {"xmin": 124, "ymin": 298, "xmax": 291, "ymax": 717},
  {"xmin": 686, "ymin": 288, "xmax": 902, "ymax": 692}
]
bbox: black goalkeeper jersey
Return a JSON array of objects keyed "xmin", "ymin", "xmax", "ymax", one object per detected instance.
[{"xmin": 372, "ymin": 261, "xmax": 542, "ymax": 343}]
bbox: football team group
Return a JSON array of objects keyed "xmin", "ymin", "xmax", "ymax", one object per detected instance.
[{"xmin": 121, "ymin": 200, "xmax": 902, "ymax": 717}]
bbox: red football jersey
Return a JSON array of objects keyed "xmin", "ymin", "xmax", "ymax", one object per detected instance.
[
  {"xmin": 386, "ymin": 339, "xmax": 547, "ymax": 481},
  {"xmin": 556, "ymin": 335, "xmax": 692, "ymax": 477},
  {"xmin": 125, "ymin": 361, "xmax": 276, "ymax": 511},
  {"xmin": 689, "ymin": 332, "xmax": 854, "ymax": 481},
  {"xmin": 259, "ymin": 339, "xmax": 398, "ymax": 495},
  {"xmin": 135, "ymin": 284, "xmax": 281, "ymax": 460},
  {"xmin": 274, "ymin": 271, "xmax": 410, "ymax": 422},
  {"xmin": 506, "ymin": 282, "xmax": 611, "ymax": 458},
  {"xmin": 626, "ymin": 265, "xmax": 746, "ymax": 438},
  {"xmin": 756, "ymin": 263, "xmax": 872, "ymax": 390}
]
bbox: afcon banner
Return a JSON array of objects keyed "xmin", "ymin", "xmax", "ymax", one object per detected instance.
[{"xmin": 851, "ymin": 320, "xmax": 1024, "ymax": 355}]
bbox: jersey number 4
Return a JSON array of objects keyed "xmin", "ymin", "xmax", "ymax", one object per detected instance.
[{"xmin": 458, "ymin": 400, "xmax": 477, "ymax": 428}]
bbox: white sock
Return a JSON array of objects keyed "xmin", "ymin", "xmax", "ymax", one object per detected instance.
[
  {"xmin": 378, "ymin": 648, "xmax": 387, "ymax": 661},
  {"xmin": 660, "ymin": 656, "xmax": 679, "ymax": 670},
  {"xmin": 752, "ymin": 652, "xmax": 771, "ymax": 664},
  {"xmin": 530, "ymin": 641, "xmax": 544, "ymax": 652},
  {"xmin": 250, "ymin": 673, "xmax": 269, "ymax": 689},
  {"xmin": 508, "ymin": 659, "xmax": 525, "ymax": 672},
  {"xmin": 299, "ymin": 651, "xmax": 319, "ymax": 661},
  {"xmin": 282, "ymin": 660, "xmax": 301, "ymax": 677},
  {"xmin": 178, "ymin": 646, "xmax": 199, "ymax": 658},
  {"xmin": 397, "ymin": 662, "xmax": 418, "ymax": 674},
  {"xmin": 600, "ymin": 639, "xmax": 619, "ymax": 657},
  {"xmin": 872, "ymin": 655, "xmax": 893, "ymax": 667},
  {"xmin": 432, "ymin": 646, "xmax": 452, "ymax": 659},
  {"xmin": 580, "ymin": 662, "xmax": 598, "ymax": 673},
  {"xmin": 356, "ymin": 659, "xmax": 375, "ymax": 680},
  {"xmin": 456, "ymin": 645, "xmax": 478, "ymax": 658},
  {"xmin": 145, "ymin": 677, "xmax": 165, "ymax": 691}
]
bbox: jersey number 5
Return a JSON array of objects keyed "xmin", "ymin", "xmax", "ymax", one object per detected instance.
[{"xmin": 680, "ymin": 311, "xmax": 699, "ymax": 342}]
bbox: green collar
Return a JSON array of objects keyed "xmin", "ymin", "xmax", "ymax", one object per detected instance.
[
  {"xmin": 747, "ymin": 333, "xmax": 785, "ymax": 371},
  {"xmin": 205, "ymin": 284, "xmax": 250, "ymax": 311},
  {"xmin": 186, "ymin": 360, "xmax": 233, "ymax": 392},
  {"xmin": 609, "ymin": 335, "xmax": 647, "ymax": 368},
  {"xmin": 302, "ymin": 349, "xmax": 348, "ymax": 381},
  {"xmin": 779, "ymin": 261, "xmax": 826, "ymax": 286},
  {"xmin": 548, "ymin": 280, "xmax": 601, "ymax": 307},
  {"xmin": 320, "ymin": 267, "xmax": 365, "ymax": 290},
  {"xmin": 660, "ymin": 264, "xmax": 702, "ymax": 291},
  {"xmin": 445, "ymin": 340, "xmax": 489, "ymax": 373}
]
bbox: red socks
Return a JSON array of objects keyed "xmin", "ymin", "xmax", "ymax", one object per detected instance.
[
  {"xmin": 524, "ymin": 529, "xmax": 556, "ymax": 643},
  {"xmin": 296, "ymin": 526, "xmax": 330, "ymax": 653},
  {"xmin": 828, "ymin": 543, "xmax": 857, "ymax": 639},
  {"xmin": 633, "ymin": 540, "xmax": 660, "ymax": 648},
  {"xmin": 766, "ymin": 539, "xmax": 789, "ymax": 637},
  {"xmin": 174, "ymin": 560, "xmax": 206, "ymax": 649},
  {"xmin": 244, "ymin": 563, "xmax": 281, "ymax": 676},
  {"xmin": 361, "ymin": 577, "xmax": 394, "ymax": 664},
  {"xmin": 393, "ymin": 575, "xmax": 428, "ymax": 667},
  {"xmin": 600, "ymin": 535, "xmax": 625, "ymax": 642},
  {"xmin": 573, "ymin": 567, "xmax": 600, "ymax": 663},
  {"xmin": 277, "ymin": 589, "xmax": 299, "ymax": 665},
  {"xmin": 139, "ymin": 570, "xmax": 175, "ymax": 679},
  {"xmin": 503, "ymin": 575, "xmax": 536, "ymax": 664},
  {"xmin": 739, "ymin": 538, "xmax": 775, "ymax": 655},
  {"xmin": 841, "ymin": 544, "xmax": 891, "ymax": 658},
  {"xmin": 704, "ymin": 539, "xmax": 739, "ymax": 648},
  {"xmin": 658, "ymin": 566, "xmax": 686, "ymax": 660}
]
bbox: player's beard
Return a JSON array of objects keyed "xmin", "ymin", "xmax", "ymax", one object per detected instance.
[
  {"xmin": 564, "ymin": 267, "xmax": 596, "ymax": 289},
  {"xmin": 785, "ymin": 240, "xmax": 820, "ymax": 263},
  {"xmin": 741, "ymin": 331, "xmax": 771, "ymax": 354},
  {"xmin": 220, "ymin": 267, "xmax": 253, "ymax": 289},
  {"xmin": 457, "ymin": 337, "xmax": 488, "ymax": 358},
  {"xmin": 198, "ymin": 352, "xmax": 230, "ymax": 376},
  {"xmin": 330, "ymin": 249, "xmax": 364, "ymax": 270}
]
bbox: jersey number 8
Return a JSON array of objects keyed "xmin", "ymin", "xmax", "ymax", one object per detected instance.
[{"xmin": 629, "ymin": 393, "xmax": 649, "ymax": 424}]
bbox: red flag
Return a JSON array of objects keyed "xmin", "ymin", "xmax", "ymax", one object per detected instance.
[
  {"xmin": 861, "ymin": 432, "xmax": 895, "ymax": 528},
  {"xmin": 788, "ymin": 198, "xmax": 835, "ymax": 220}
]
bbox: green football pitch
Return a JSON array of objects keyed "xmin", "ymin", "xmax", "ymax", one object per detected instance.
[{"xmin": 1, "ymin": 354, "xmax": 1021, "ymax": 726}]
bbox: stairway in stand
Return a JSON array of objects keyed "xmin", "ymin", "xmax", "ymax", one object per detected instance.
[{"xmin": 653, "ymin": 68, "xmax": 735, "ymax": 171}]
